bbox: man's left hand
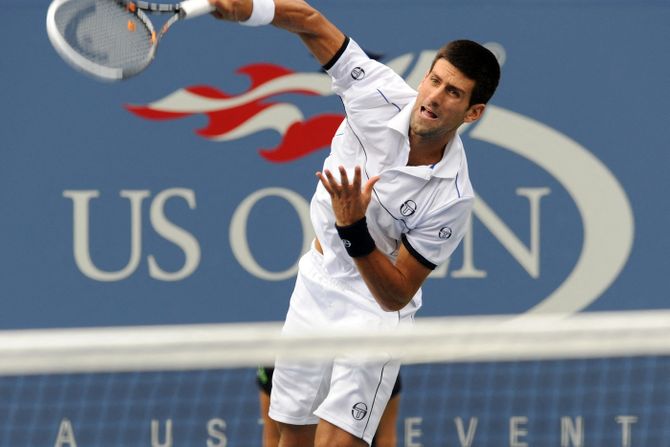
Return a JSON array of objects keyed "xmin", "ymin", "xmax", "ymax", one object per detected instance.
[{"xmin": 316, "ymin": 165, "xmax": 380, "ymax": 226}]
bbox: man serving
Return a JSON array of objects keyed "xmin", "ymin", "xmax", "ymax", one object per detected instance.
[{"xmin": 210, "ymin": 0, "xmax": 501, "ymax": 445}]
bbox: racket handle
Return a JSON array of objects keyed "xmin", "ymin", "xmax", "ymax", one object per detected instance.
[{"xmin": 180, "ymin": 0, "xmax": 215, "ymax": 19}]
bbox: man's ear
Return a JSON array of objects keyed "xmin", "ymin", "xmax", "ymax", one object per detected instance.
[{"xmin": 464, "ymin": 104, "xmax": 486, "ymax": 123}]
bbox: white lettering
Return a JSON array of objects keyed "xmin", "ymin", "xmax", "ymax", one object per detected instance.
[
  {"xmin": 63, "ymin": 184, "xmax": 550, "ymax": 284},
  {"xmin": 54, "ymin": 418, "xmax": 77, "ymax": 447},
  {"xmin": 64, "ymin": 190, "xmax": 149, "ymax": 282},
  {"xmin": 230, "ymin": 187, "xmax": 314, "ymax": 281},
  {"xmin": 510, "ymin": 416, "xmax": 529, "ymax": 447},
  {"xmin": 450, "ymin": 215, "xmax": 486, "ymax": 278},
  {"xmin": 561, "ymin": 416, "xmax": 584, "ymax": 447},
  {"xmin": 470, "ymin": 189, "xmax": 550, "ymax": 278},
  {"xmin": 455, "ymin": 417, "xmax": 478, "ymax": 447},
  {"xmin": 404, "ymin": 417, "xmax": 423, "ymax": 447},
  {"xmin": 151, "ymin": 419, "xmax": 172, "ymax": 447},
  {"xmin": 46, "ymin": 413, "xmax": 647, "ymax": 445},
  {"xmin": 206, "ymin": 418, "xmax": 227, "ymax": 447},
  {"xmin": 471, "ymin": 105, "xmax": 635, "ymax": 314},
  {"xmin": 147, "ymin": 188, "xmax": 201, "ymax": 281},
  {"xmin": 615, "ymin": 415, "xmax": 638, "ymax": 447},
  {"xmin": 65, "ymin": 189, "xmax": 201, "ymax": 282}
]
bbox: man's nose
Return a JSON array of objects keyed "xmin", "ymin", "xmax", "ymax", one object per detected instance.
[{"xmin": 427, "ymin": 88, "xmax": 443, "ymax": 104}]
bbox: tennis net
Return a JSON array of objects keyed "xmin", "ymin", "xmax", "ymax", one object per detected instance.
[{"xmin": 1, "ymin": 310, "xmax": 669, "ymax": 446}]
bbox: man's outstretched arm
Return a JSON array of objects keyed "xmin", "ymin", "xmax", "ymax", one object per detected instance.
[{"xmin": 210, "ymin": 0, "xmax": 346, "ymax": 65}]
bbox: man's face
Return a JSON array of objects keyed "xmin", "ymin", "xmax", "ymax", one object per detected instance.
[{"xmin": 410, "ymin": 58, "xmax": 484, "ymax": 141}]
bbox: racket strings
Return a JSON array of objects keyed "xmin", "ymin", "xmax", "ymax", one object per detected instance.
[{"xmin": 53, "ymin": 0, "xmax": 155, "ymax": 72}]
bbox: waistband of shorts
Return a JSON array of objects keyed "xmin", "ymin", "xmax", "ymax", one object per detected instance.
[
  {"xmin": 304, "ymin": 242, "xmax": 418, "ymax": 324},
  {"xmin": 304, "ymin": 243, "xmax": 365, "ymax": 298}
]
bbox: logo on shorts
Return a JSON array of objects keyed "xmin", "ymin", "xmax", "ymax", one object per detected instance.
[
  {"xmin": 351, "ymin": 402, "xmax": 368, "ymax": 420},
  {"xmin": 400, "ymin": 200, "xmax": 417, "ymax": 216},
  {"xmin": 438, "ymin": 226, "xmax": 453, "ymax": 239},
  {"xmin": 351, "ymin": 67, "xmax": 365, "ymax": 80}
]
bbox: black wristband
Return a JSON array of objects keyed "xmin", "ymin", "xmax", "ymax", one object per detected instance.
[{"xmin": 335, "ymin": 217, "xmax": 376, "ymax": 258}]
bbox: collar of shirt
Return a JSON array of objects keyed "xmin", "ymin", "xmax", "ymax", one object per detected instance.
[{"xmin": 387, "ymin": 98, "xmax": 464, "ymax": 180}]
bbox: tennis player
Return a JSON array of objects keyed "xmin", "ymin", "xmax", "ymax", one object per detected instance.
[{"xmin": 211, "ymin": 0, "xmax": 500, "ymax": 445}]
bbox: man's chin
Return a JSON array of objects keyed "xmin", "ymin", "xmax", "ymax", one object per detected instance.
[{"xmin": 411, "ymin": 123, "xmax": 440, "ymax": 138}]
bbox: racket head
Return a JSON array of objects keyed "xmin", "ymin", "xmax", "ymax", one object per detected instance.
[{"xmin": 46, "ymin": 0, "xmax": 158, "ymax": 81}]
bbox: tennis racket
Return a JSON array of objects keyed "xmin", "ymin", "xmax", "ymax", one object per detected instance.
[{"xmin": 46, "ymin": 0, "xmax": 214, "ymax": 81}]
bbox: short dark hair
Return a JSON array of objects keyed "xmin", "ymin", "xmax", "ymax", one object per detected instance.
[{"xmin": 431, "ymin": 40, "xmax": 501, "ymax": 106}]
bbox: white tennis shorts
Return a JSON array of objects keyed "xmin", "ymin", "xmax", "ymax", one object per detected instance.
[{"xmin": 268, "ymin": 246, "xmax": 405, "ymax": 445}]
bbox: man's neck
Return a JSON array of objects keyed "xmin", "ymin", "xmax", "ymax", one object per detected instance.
[{"xmin": 407, "ymin": 131, "xmax": 454, "ymax": 166}]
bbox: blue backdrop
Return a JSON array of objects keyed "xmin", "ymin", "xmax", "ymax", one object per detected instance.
[
  {"xmin": 2, "ymin": 1, "xmax": 670, "ymax": 446},
  {"xmin": 3, "ymin": 0, "xmax": 668, "ymax": 329}
]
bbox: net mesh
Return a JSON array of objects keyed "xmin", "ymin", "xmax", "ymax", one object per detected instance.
[
  {"xmin": 54, "ymin": 0, "xmax": 154, "ymax": 72},
  {"xmin": 1, "ymin": 310, "xmax": 669, "ymax": 446}
]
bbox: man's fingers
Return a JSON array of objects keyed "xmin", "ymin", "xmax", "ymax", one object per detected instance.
[
  {"xmin": 318, "ymin": 166, "xmax": 374, "ymax": 197},
  {"xmin": 363, "ymin": 175, "xmax": 381, "ymax": 196},
  {"xmin": 324, "ymin": 169, "xmax": 340, "ymax": 191},
  {"xmin": 338, "ymin": 165, "xmax": 350, "ymax": 187},
  {"xmin": 352, "ymin": 166, "xmax": 362, "ymax": 191},
  {"xmin": 316, "ymin": 171, "xmax": 335, "ymax": 195}
]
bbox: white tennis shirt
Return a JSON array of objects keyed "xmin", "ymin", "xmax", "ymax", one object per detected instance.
[{"xmin": 310, "ymin": 37, "xmax": 474, "ymax": 317}]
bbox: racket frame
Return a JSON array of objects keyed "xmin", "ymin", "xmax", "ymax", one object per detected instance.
[{"xmin": 46, "ymin": 0, "xmax": 209, "ymax": 81}]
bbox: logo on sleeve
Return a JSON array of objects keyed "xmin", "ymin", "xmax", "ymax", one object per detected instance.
[
  {"xmin": 351, "ymin": 67, "xmax": 365, "ymax": 80},
  {"xmin": 352, "ymin": 402, "xmax": 368, "ymax": 420},
  {"xmin": 438, "ymin": 226, "xmax": 453, "ymax": 239},
  {"xmin": 400, "ymin": 200, "xmax": 417, "ymax": 217}
]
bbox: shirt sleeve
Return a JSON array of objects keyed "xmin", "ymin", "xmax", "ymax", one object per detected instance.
[
  {"xmin": 401, "ymin": 198, "xmax": 474, "ymax": 270},
  {"xmin": 324, "ymin": 37, "xmax": 415, "ymax": 109}
]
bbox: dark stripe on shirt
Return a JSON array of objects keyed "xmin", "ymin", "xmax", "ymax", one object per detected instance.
[
  {"xmin": 322, "ymin": 36, "xmax": 351, "ymax": 71},
  {"xmin": 401, "ymin": 233, "xmax": 437, "ymax": 270},
  {"xmin": 376, "ymin": 89, "xmax": 402, "ymax": 113},
  {"xmin": 455, "ymin": 172, "xmax": 461, "ymax": 198}
]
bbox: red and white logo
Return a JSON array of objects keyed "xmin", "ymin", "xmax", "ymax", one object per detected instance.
[{"xmin": 126, "ymin": 63, "xmax": 343, "ymax": 163}]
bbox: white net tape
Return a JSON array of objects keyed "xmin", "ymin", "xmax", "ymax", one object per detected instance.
[{"xmin": 2, "ymin": 310, "xmax": 669, "ymax": 375}]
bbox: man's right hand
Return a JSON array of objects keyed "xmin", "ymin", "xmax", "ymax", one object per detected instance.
[
  {"xmin": 209, "ymin": 0, "xmax": 346, "ymax": 67},
  {"xmin": 209, "ymin": 0, "xmax": 253, "ymax": 22}
]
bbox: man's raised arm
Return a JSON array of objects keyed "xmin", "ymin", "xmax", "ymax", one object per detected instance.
[{"xmin": 210, "ymin": 0, "xmax": 346, "ymax": 65}]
